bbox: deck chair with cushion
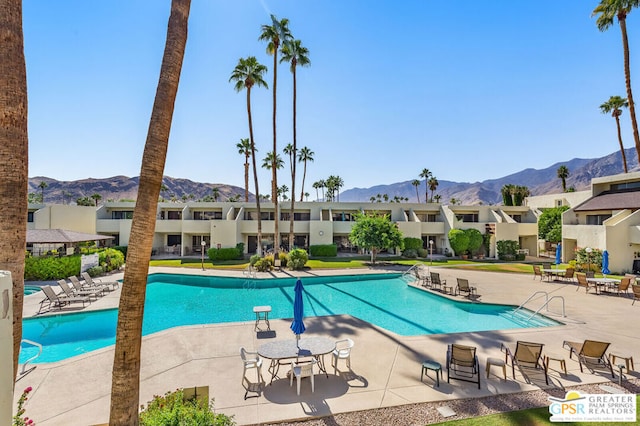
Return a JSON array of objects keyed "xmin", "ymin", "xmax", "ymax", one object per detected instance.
[
  {"xmin": 455, "ymin": 278, "xmax": 477, "ymax": 298},
  {"xmin": 632, "ymin": 284, "xmax": 640, "ymax": 305},
  {"xmin": 563, "ymin": 340, "xmax": 614, "ymax": 377},
  {"xmin": 81, "ymin": 271, "xmax": 119, "ymax": 290},
  {"xmin": 501, "ymin": 341, "xmax": 548, "ymax": 384},
  {"xmin": 446, "ymin": 344, "xmax": 480, "ymax": 389}
]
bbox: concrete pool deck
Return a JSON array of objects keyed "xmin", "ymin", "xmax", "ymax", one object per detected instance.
[{"xmin": 17, "ymin": 266, "xmax": 640, "ymax": 425}]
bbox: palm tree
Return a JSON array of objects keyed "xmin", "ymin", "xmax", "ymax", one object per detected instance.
[
  {"xmin": 600, "ymin": 95, "xmax": 630, "ymax": 172},
  {"xmin": 236, "ymin": 138, "xmax": 253, "ymax": 201},
  {"xmin": 450, "ymin": 197, "xmax": 459, "ymax": 205},
  {"xmin": 411, "ymin": 179, "xmax": 421, "ymax": 203},
  {"xmin": 434, "ymin": 194, "xmax": 442, "ymax": 203},
  {"xmin": 312, "ymin": 180, "xmax": 321, "ymax": 201},
  {"xmin": 428, "ymin": 176, "xmax": 439, "ymax": 202},
  {"xmin": 110, "ymin": 1, "xmax": 190, "ymax": 422},
  {"xmin": 501, "ymin": 184, "xmax": 514, "ymax": 205},
  {"xmin": 38, "ymin": 180, "xmax": 48, "ymax": 203},
  {"xmin": 283, "ymin": 143, "xmax": 294, "ymax": 177},
  {"xmin": 304, "ymin": 192, "xmax": 309, "ymax": 201},
  {"xmin": 262, "ymin": 152, "xmax": 284, "ymax": 203},
  {"xmin": 230, "ymin": 56, "xmax": 268, "ymax": 254},
  {"xmin": 557, "ymin": 166, "xmax": 569, "ymax": 192},
  {"xmin": 91, "ymin": 193, "xmax": 102, "ymax": 206},
  {"xmin": 62, "ymin": 190, "xmax": 73, "ymax": 205},
  {"xmin": 212, "ymin": 187, "xmax": 220, "ymax": 202},
  {"xmin": 0, "ymin": 0, "xmax": 29, "ymax": 382},
  {"xmin": 593, "ymin": 0, "xmax": 640, "ymax": 164},
  {"xmin": 260, "ymin": 14, "xmax": 292, "ymax": 259},
  {"xmin": 318, "ymin": 179, "xmax": 326, "ymax": 201},
  {"xmin": 419, "ymin": 168, "xmax": 431, "ymax": 204},
  {"xmin": 297, "ymin": 147, "xmax": 314, "ymax": 202},
  {"xmin": 278, "ymin": 184, "xmax": 289, "ymax": 201}
]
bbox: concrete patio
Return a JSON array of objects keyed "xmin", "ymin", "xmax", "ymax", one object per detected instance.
[{"xmin": 16, "ymin": 265, "xmax": 640, "ymax": 425}]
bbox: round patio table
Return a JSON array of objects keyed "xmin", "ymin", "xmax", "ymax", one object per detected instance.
[{"xmin": 258, "ymin": 337, "xmax": 336, "ymax": 384}]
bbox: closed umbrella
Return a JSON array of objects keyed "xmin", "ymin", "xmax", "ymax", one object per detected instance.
[
  {"xmin": 555, "ymin": 243, "xmax": 562, "ymax": 269},
  {"xmin": 602, "ymin": 250, "xmax": 610, "ymax": 276},
  {"xmin": 290, "ymin": 279, "xmax": 306, "ymax": 343}
]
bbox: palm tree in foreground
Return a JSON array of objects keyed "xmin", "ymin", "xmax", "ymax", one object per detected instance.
[
  {"xmin": 600, "ymin": 95, "xmax": 630, "ymax": 173},
  {"xmin": 593, "ymin": 0, "xmax": 640, "ymax": 164},
  {"xmin": 110, "ymin": 1, "xmax": 191, "ymax": 423},
  {"xmin": 236, "ymin": 138, "xmax": 253, "ymax": 201},
  {"xmin": 0, "ymin": 0, "xmax": 29, "ymax": 383},
  {"xmin": 557, "ymin": 166, "xmax": 569, "ymax": 192},
  {"xmin": 230, "ymin": 56, "xmax": 268, "ymax": 254}
]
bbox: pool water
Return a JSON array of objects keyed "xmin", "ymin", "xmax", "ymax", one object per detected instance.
[
  {"xmin": 24, "ymin": 286, "xmax": 42, "ymax": 295},
  {"xmin": 20, "ymin": 273, "xmax": 561, "ymax": 364}
]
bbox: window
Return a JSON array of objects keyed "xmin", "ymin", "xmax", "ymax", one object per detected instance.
[
  {"xmin": 191, "ymin": 235, "xmax": 210, "ymax": 250},
  {"xmin": 415, "ymin": 213, "xmax": 438, "ymax": 222},
  {"xmin": 27, "ymin": 212, "xmax": 34, "ymax": 222},
  {"xmin": 193, "ymin": 211, "xmax": 222, "ymax": 220},
  {"xmin": 112, "ymin": 210, "xmax": 133, "ymax": 219},
  {"xmin": 611, "ymin": 181, "xmax": 640, "ymax": 191},
  {"xmin": 294, "ymin": 212, "xmax": 311, "ymax": 221},
  {"xmin": 586, "ymin": 214, "xmax": 611, "ymax": 225},
  {"xmin": 455, "ymin": 213, "xmax": 478, "ymax": 222},
  {"xmin": 166, "ymin": 210, "xmax": 182, "ymax": 220},
  {"xmin": 510, "ymin": 214, "xmax": 522, "ymax": 223},
  {"xmin": 167, "ymin": 235, "xmax": 181, "ymax": 246}
]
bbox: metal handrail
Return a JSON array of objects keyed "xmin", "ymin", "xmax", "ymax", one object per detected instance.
[
  {"xmin": 20, "ymin": 339, "xmax": 42, "ymax": 376},
  {"xmin": 512, "ymin": 291, "xmax": 549, "ymax": 316},
  {"xmin": 527, "ymin": 296, "xmax": 566, "ymax": 320}
]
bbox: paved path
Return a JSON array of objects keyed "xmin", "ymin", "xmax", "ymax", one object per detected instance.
[{"xmin": 16, "ymin": 266, "xmax": 640, "ymax": 425}]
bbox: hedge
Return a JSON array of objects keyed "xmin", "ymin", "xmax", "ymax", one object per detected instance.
[
  {"xmin": 403, "ymin": 237, "xmax": 423, "ymax": 251},
  {"xmin": 207, "ymin": 247, "xmax": 241, "ymax": 261},
  {"xmin": 309, "ymin": 244, "xmax": 338, "ymax": 257}
]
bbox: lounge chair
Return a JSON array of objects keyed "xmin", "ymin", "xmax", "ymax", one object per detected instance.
[
  {"xmin": 57, "ymin": 279, "xmax": 101, "ymax": 301},
  {"xmin": 446, "ymin": 344, "xmax": 480, "ymax": 389},
  {"xmin": 430, "ymin": 272, "xmax": 446, "ymax": 291},
  {"xmin": 632, "ymin": 284, "xmax": 640, "ymax": 305},
  {"xmin": 501, "ymin": 341, "xmax": 548, "ymax": 384},
  {"xmin": 81, "ymin": 271, "xmax": 119, "ymax": 290},
  {"xmin": 455, "ymin": 278, "xmax": 477, "ymax": 298},
  {"xmin": 532, "ymin": 265, "xmax": 544, "ymax": 281},
  {"xmin": 38, "ymin": 285, "xmax": 90, "ymax": 313},
  {"xmin": 69, "ymin": 275, "xmax": 108, "ymax": 296},
  {"xmin": 563, "ymin": 340, "xmax": 614, "ymax": 377}
]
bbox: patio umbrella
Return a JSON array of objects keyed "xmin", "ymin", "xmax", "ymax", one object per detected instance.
[
  {"xmin": 290, "ymin": 279, "xmax": 306, "ymax": 343},
  {"xmin": 555, "ymin": 243, "xmax": 562, "ymax": 268},
  {"xmin": 602, "ymin": 250, "xmax": 610, "ymax": 275}
]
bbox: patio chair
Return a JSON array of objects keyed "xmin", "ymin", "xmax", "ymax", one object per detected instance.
[
  {"xmin": 575, "ymin": 273, "xmax": 593, "ymax": 293},
  {"xmin": 632, "ymin": 284, "xmax": 640, "ymax": 305},
  {"xmin": 455, "ymin": 278, "xmax": 477, "ymax": 298},
  {"xmin": 332, "ymin": 338, "xmax": 354, "ymax": 374},
  {"xmin": 532, "ymin": 265, "xmax": 544, "ymax": 281},
  {"xmin": 542, "ymin": 262, "xmax": 551, "ymax": 270},
  {"xmin": 430, "ymin": 272, "xmax": 446, "ymax": 290},
  {"xmin": 563, "ymin": 340, "xmax": 614, "ymax": 377},
  {"xmin": 69, "ymin": 275, "xmax": 108, "ymax": 296},
  {"xmin": 562, "ymin": 267, "xmax": 575, "ymax": 283},
  {"xmin": 81, "ymin": 271, "xmax": 119, "ymax": 290},
  {"xmin": 501, "ymin": 341, "xmax": 548, "ymax": 385},
  {"xmin": 446, "ymin": 344, "xmax": 480, "ymax": 389},
  {"xmin": 240, "ymin": 347, "xmax": 263, "ymax": 399},
  {"xmin": 414, "ymin": 266, "xmax": 431, "ymax": 288},
  {"xmin": 290, "ymin": 358, "xmax": 316, "ymax": 395},
  {"xmin": 609, "ymin": 277, "xmax": 631, "ymax": 297},
  {"xmin": 57, "ymin": 279, "xmax": 101, "ymax": 301}
]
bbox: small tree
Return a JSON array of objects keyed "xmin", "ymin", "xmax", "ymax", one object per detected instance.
[
  {"xmin": 464, "ymin": 228, "xmax": 483, "ymax": 256},
  {"xmin": 448, "ymin": 229, "xmax": 469, "ymax": 257},
  {"xmin": 538, "ymin": 206, "xmax": 569, "ymax": 243},
  {"xmin": 349, "ymin": 212, "xmax": 404, "ymax": 264}
]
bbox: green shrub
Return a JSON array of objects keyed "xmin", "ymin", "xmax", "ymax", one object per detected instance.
[
  {"xmin": 254, "ymin": 257, "xmax": 272, "ymax": 272},
  {"xmin": 113, "ymin": 245, "xmax": 128, "ymax": 258},
  {"xmin": 207, "ymin": 247, "xmax": 241, "ymax": 261},
  {"xmin": 402, "ymin": 237, "xmax": 422, "ymax": 251},
  {"xmin": 497, "ymin": 240, "xmax": 519, "ymax": 260},
  {"xmin": 278, "ymin": 252, "xmax": 288, "ymax": 267},
  {"xmin": 309, "ymin": 244, "xmax": 338, "ymax": 257},
  {"xmin": 288, "ymin": 249, "xmax": 309, "ymax": 270},
  {"xmin": 249, "ymin": 254, "xmax": 261, "ymax": 266},
  {"xmin": 235, "ymin": 242, "xmax": 245, "ymax": 258},
  {"xmin": 99, "ymin": 248, "xmax": 125, "ymax": 273},
  {"xmin": 464, "ymin": 228, "xmax": 483, "ymax": 256},
  {"xmin": 403, "ymin": 248, "xmax": 418, "ymax": 258},
  {"xmin": 139, "ymin": 388, "xmax": 234, "ymax": 426},
  {"xmin": 417, "ymin": 248, "xmax": 428, "ymax": 258},
  {"xmin": 448, "ymin": 229, "xmax": 469, "ymax": 256},
  {"xmin": 24, "ymin": 255, "xmax": 81, "ymax": 280},
  {"xmin": 86, "ymin": 266, "xmax": 104, "ymax": 277}
]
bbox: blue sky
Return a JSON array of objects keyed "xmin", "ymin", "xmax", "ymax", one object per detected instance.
[{"xmin": 24, "ymin": 1, "xmax": 639, "ymax": 194}]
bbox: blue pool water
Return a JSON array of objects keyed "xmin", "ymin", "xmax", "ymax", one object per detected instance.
[
  {"xmin": 24, "ymin": 286, "xmax": 42, "ymax": 295},
  {"xmin": 21, "ymin": 273, "xmax": 560, "ymax": 364}
]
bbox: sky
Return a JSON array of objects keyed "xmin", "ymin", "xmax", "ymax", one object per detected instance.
[{"xmin": 23, "ymin": 0, "xmax": 640, "ymax": 195}]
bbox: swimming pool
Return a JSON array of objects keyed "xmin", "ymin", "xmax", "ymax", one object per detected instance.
[
  {"xmin": 24, "ymin": 286, "xmax": 42, "ymax": 295},
  {"xmin": 20, "ymin": 273, "xmax": 561, "ymax": 364}
]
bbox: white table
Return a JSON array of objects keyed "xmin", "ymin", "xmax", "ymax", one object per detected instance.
[
  {"xmin": 258, "ymin": 337, "xmax": 336, "ymax": 384},
  {"xmin": 587, "ymin": 277, "xmax": 620, "ymax": 294},
  {"xmin": 253, "ymin": 305, "xmax": 271, "ymax": 331},
  {"xmin": 541, "ymin": 268, "xmax": 566, "ymax": 281}
]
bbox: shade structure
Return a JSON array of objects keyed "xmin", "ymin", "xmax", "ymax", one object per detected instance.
[
  {"xmin": 290, "ymin": 279, "xmax": 306, "ymax": 338},
  {"xmin": 555, "ymin": 243, "xmax": 562, "ymax": 266},
  {"xmin": 602, "ymin": 250, "xmax": 610, "ymax": 275}
]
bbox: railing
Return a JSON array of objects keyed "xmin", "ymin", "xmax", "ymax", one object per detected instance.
[
  {"xmin": 19, "ymin": 339, "xmax": 42, "ymax": 376},
  {"xmin": 512, "ymin": 291, "xmax": 549, "ymax": 317},
  {"xmin": 512, "ymin": 291, "xmax": 566, "ymax": 324},
  {"xmin": 526, "ymin": 296, "xmax": 565, "ymax": 321}
]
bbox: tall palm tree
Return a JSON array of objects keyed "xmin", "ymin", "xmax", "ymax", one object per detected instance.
[
  {"xmin": 297, "ymin": 146, "xmax": 314, "ymax": 202},
  {"xmin": 110, "ymin": 1, "xmax": 190, "ymax": 423},
  {"xmin": 419, "ymin": 168, "xmax": 431, "ymax": 204},
  {"xmin": 283, "ymin": 143, "xmax": 294, "ymax": 177},
  {"xmin": 0, "ymin": 0, "xmax": 29, "ymax": 383},
  {"xmin": 557, "ymin": 166, "xmax": 569, "ymax": 192},
  {"xmin": 600, "ymin": 95, "xmax": 630, "ymax": 172},
  {"xmin": 411, "ymin": 179, "xmax": 421, "ymax": 203},
  {"xmin": 312, "ymin": 180, "xmax": 321, "ymax": 201},
  {"xmin": 428, "ymin": 176, "xmax": 439, "ymax": 203},
  {"xmin": 91, "ymin": 193, "xmax": 102, "ymax": 206},
  {"xmin": 501, "ymin": 184, "xmax": 514, "ymax": 205},
  {"xmin": 212, "ymin": 187, "xmax": 220, "ymax": 202},
  {"xmin": 281, "ymin": 39, "xmax": 310, "ymax": 248},
  {"xmin": 260, "ymin": 14, "xmax": 292, "ymax": 258},
  {"xmin": 593, "ymin": 0, "xmax": 640, "ymax": 164},
  {"xmin": 38, "ymin": 180, "xmax": 48, "ymax": 203},
  {"xmin": 230, "ymin": 56, "xmax": 268, "ymax": 255},
  {"xmin": 236, "ymin": 138, "xmax": 253, "ymax": 201},
  {"xmin": 318, "ymin": 179, "xmax": 326, "ymax": 201}
]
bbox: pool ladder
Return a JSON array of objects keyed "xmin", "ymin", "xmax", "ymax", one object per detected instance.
[
  {"xmin": 512, "ymin": 291, "xmax": 566, "ymax": 323},
  {"xmin": 401, "ymin": 264, "xmax": 424, "ymax": 284},
  {"xmin": 19, "ymin": 339, "xmax": 42, "ymax": 378}
]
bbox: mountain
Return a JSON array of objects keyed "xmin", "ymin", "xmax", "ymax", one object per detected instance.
[
  {"xmin": 29, "ymin": 148, "xmax": 640, "ymax": 206},
  {"xmin": 339, "ymin": 148, "xmax": 640, "ymax": 205}
]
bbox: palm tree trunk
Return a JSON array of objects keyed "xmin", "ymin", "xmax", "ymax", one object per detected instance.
[
  {"xmin": 615, "ymin": 114, "xmax": 629, "ymax": 173},
  {"xmin": 248, "ymin": 90, "xmax": 262, "ymax": 255},
  {"xmin": 109, "ymin": 1, "xmax": 190, "ymax": 424},
  {"xmin": 0, "ymin": 0, "xmax": 28, "ymax": 383},
  {"xmin": 289, "ymin": 66, "xmax": 297, "ymax": 249},
  {"xmin": 272, "ymin": 49, "xmax": 279, "ymax": 258},
  {"xmin": 244, "ymin": 155, "xmax": 249, "ymax": 201},
  {"xmin": 619, "ymin": 15, "xmax": 640, "ymax": 164}
]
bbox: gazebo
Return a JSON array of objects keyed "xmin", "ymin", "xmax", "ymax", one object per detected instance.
[{"xmin": 26, "ymin": 229, "xmax": 114, "ymax": 256}]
